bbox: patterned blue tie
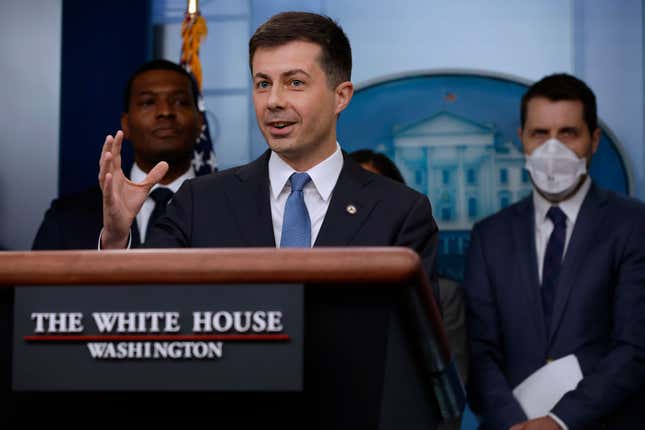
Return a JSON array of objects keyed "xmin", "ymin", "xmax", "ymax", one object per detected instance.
[
  {"xmin": 542, "ymin": 206, "xmax": 567, "ymax": 333},
  {"xmin": 280, "ymin": 172, "xmax": 312, "ymax": 248}
]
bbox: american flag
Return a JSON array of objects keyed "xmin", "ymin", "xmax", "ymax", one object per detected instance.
[
  {"xmin": 192, "ymin": 96, "xmax": 217, "ymax": 175},
  {"xmin": 181, "ymin": 0, "xmax": 217, "ymax": 175}
]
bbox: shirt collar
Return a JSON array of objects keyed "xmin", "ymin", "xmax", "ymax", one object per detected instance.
[
  {"xmin": 130, "ymin": 163, "xmax": 195, "ymax": 194},
  {"xmin": 533, "ymin": 176, "xmax": 591, "ymax": 224},
  {"xmin": 268, "ymin": 143, "xmax": 344, "ymax": 201}
]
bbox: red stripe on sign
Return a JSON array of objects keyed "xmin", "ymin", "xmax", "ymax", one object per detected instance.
[{"xmin": 24, "ymin": 334, "xmax": 291, "ymax": 342}]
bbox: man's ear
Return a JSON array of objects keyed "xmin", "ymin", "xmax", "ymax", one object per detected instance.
[
  {"xmin": 120, "ymin": 113, "xmax": 130, "ymax": 140},
  {"xmin": 591, "ymin": 127, "xmax": 601, "ymax": 154},
  {"xmin": 334, "ymin": 81, "xmax": 354, "ymax": 115}
]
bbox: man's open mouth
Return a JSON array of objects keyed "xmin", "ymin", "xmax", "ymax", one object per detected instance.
[
  {"xmin": 269, "ymin": 121, "xmax": 294, "ymax": 129},
  {"xmin": 267, "ymin": 121, "xmax": 296, "ymax": 135}
]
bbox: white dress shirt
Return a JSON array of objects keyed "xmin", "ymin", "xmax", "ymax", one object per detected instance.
[
  {"xmin": 268, "ymin": 144, "xmax": 343, "ymax": 247},
  {"xmin": 532, "ymin": 176, "xmax": 591, "ymax": 430},
  {"xmin": 130, "ymin": 163, "xmax": 195, "ymax": 243}
]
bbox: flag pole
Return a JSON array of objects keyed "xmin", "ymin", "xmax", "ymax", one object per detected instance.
[{"xmin": 181, "ymin": 0, "xmax": 217, "ymax": 174}]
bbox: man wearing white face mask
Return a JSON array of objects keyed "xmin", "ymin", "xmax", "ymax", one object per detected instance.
[
  {"xmin": 463, "ymin": 74, "xmax": 645, "ymax": 430},
  {"xmin": 524, "ymin": 137, "xmax": 589, "ymax": 202}
]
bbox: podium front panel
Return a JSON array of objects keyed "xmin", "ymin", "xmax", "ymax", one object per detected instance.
[{"xmin": 13, "ymin": 284, "xmax": 303, "ymax": 391}]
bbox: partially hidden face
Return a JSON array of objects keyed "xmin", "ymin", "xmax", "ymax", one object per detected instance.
[
  {"xmin": 520, "ymin": 96, "xmax": 600, "ymax": 165},
  {"xmin": 252, "ymin": 40, "xmax": 353, "ymax": 171},
  {"xmin": 121, "ymin": 69, "xmax": 202, "ymax": 170}
]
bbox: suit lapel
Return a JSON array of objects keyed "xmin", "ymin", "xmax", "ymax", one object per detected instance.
[
  {"xmin": 512, "ymin": 198, "xmax": 549, "ymax": 346},
  {"xmin": 224, "ymin": 151, "xmax": 276, "ymax": 247},
  {"xmin": 131, "ymin": 222, "xmax": 142, "ymax": 248},
  {"xmin": 548, "ymin": 183, "xmax": 608, "ymax": 342},
  {"xmin": 314, "ymin": 156, "xmax": 379, "ymax": 247}
]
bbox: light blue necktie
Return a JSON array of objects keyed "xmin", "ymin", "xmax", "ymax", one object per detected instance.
[{"xmin": 280, "ymin": 172, "xmax": 312, "ymax": 248}]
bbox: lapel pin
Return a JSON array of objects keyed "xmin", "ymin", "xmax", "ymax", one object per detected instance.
[{"xmin": 346, "ymin": 204, "xmax": 357, "ymax": 215}]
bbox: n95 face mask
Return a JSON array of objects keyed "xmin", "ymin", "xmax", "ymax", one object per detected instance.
[{"xmin": 524, "ymin": 138, "xmax": 587, "ymax": 197}]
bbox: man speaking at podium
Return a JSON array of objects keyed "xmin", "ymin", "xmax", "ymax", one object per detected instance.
[
  {"xmin": 463, "ymin": 74, "xmax": 645, "ymax": 430},
  {"xmin": 98, "ymin": 12, "xmax": 439, "ymax": 285}
]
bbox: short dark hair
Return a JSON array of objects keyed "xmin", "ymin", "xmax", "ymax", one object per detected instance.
[
  {"xmin": 249, "ymin": 11, "xmax": 352, "ymax": 88},
  {"xmin": 349, "ymin": 149, "xmax": 406, "ymax": 184},
  {"xmin": 123, "ymin": 59, "xmax": 200, "ymax": 112},
  {"xmin": 520, "ymin": 73, "xmax": 598, "ymax": 134}
]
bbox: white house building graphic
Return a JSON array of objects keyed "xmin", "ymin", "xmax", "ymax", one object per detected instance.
[{"xmin": 394, "ymin": 111, "xmax": 531, "ymax": 233}]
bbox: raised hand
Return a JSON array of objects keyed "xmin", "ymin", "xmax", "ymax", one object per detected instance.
[{"xmin": 98, "ymin": 130, "xmax": 168, "ymax": 248}]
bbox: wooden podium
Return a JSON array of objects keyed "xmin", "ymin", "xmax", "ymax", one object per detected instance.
[{"xmin": 0, "ymin": 248, "xmax": 464, "ymax": 429}]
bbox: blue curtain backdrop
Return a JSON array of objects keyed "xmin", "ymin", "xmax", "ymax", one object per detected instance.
[{"xmin": 59, "ymin": 0, "xmax": 151, "ymax": 196}]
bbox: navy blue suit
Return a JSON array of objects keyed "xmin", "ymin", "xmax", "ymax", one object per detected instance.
[
  {"xmin": 147, "ymin": 151, "xmax": 439, "ymax": 279},
  {"xmin": 463, "ymin": 183, "xmax": 645, "ymax": 429},
  {"xmin": 32, "ymin": 186, "xmax": 143, "ymax": 250}
]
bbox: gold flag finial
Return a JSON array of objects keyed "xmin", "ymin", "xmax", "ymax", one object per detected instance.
[{"xmin": 187, "ymin": 0, "xmax": 198, "ymax": 15}]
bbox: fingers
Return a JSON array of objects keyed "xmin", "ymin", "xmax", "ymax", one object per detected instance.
[
  {"xmin": 98, "ymin": 131, "xmax": 126, "ymax": 192},
  {"xmin": 145, "ymin": 161, "xmax": 170, "ymax": 189},
  {"xmin": 112, "ymin": 130, "xmax": 124, "ymax": 172},
  {"xmin": 98, "ymin": 134, "xmax": 114, "ymax": 190}
]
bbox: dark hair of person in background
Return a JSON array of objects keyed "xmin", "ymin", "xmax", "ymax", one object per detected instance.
[
  {"xmin": 123, "ymin": 59, "xmax": 200, "ymax": 112},
  {"xmin": 349, "ymin": 149, "xmax": 406, "ymax": 184},
  {"xmin": 520, "ymin": 73, "xmax": 598, "ymax": 134},
  {"xmin": 248, "ymin": 11, "xmax": 352, "ymax": 88}
]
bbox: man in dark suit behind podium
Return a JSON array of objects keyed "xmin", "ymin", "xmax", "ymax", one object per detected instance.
[
  {"xmin": 99, "ymin": 12, "xmax": 440, "ymax": 287},
  {"xmin": 32, "ymin": 60, "xmax": 203, "ymax": 250},
  {"xmin": 463, "ymin": 74, "xmax": 645, "ymax": 430}
]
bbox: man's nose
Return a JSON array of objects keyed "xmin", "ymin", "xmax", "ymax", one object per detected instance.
[
  {"xmin": 156, "ymin": 99, "xmax": 175, "ymax": 117},
  {"xmin": 267, "ymin": 86, "xmax": 286, "ymax": 110}
]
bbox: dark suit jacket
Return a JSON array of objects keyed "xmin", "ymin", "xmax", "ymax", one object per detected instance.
[
  {"xmin": 439, "ymin": 277, "xmax": 468, "ymax": 385},
  {"xmin": 147, "ymin": 151, "xmax": 439, "ymax": 279},
  {"xmin": 32, "ymin": 186, "xmax": 142, "ymax": 250},
  {"xmin": 463, "ymin": 183, "xmax": 645, "ymax": 430}
]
